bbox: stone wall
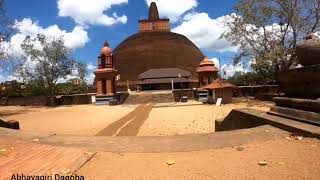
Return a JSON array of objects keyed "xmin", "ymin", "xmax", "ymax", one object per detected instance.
[
  {"xmin": 215, "ymin": 109, "xmax": 267, "ymax": 131},
  {"xmin": 1, "ymin": 96, "xmax": 48, "ymax": 106},
  {"xmin": 55, "ymin": 95, "xmax": 93, "ymax": 105},
  {"xmin": 234, "ymin": 85, "xmax": 279, "ymax": 97},
  {"xmin": 277, "ymin": 65, "xmax": 320, "ymax": 98},
  {"xmin": 0, "ymin": 119, "xmax": 20, "ymax": 129},
  {"xmin": 0, "ymin": 94, "xmax": 95, "ymax": 106}
]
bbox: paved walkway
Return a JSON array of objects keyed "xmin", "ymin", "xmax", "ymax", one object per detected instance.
[{"xmin": 0, "ymin": 137, "xmax": 95, "ymax": 179}]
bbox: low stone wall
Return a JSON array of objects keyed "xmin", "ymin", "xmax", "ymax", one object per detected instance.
[
  {"xmin": 1, "ymin": 96, "xmax": 48, "ymax": 106},
  {"xmin": 274, "ymin": 97, "xmax": 320, "ymax": 113},
  {"xmin": 254, "ymin": 93, "xmax": 282, "ymax": 101},
  {"xmin": 0, "ymin": 97, "xmax": 8, "ymax": 105},
  {"xmin": 215, "ymin": 109, "xmax": 266, "ymax": 131},
  {"xmin": 278, "ymin": 65, "xmax": 320, "ymax": 98},
  {"xmin": 55, "ymin": 95, "xmax": 93, "ymax": 105},
  {"xmin": 0, "ymin": 119, "xmax": 20, "ymax": 130},
  {"xmin": 234, "ymin": 85, "xmax": 279, "ymax": 97},
  {"xmin": 0, "ymin": 94, "xmax": 95, "ymax": 106},
  {"xmin": 216, "ymin": 108, "xmax": 320, "ymax": 138}
]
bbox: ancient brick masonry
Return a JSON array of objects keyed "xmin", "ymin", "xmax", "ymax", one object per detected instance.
[
  {"xmin": 94, "ymin": 41, "xmax": 119, "ymax": 95},
  {"xmin": 113, "ymin": 2, "xmax": 204, "ymax": 88},
  {"xmin": 196, "ymin": 57, "xmax": 219, "ymax": 87},
  {"xmin": 267, "ymin": 34, "xmax": 320, "ymax": 125},
  {"xmin": 138, "ymin": 2, "xmax": 170, "ymax": 32}
]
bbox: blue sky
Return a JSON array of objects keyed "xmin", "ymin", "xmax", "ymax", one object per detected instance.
[{"xmin": 2, "ymin": 0, "xmax": 246, "ymax": 83}]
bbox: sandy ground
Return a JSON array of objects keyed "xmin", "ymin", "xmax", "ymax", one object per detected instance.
[
  {"xmin": 0, "ymin": 105, "xmax": 136, "ymax": 135},
  {"xmin": 139, "ymin": 98, "xmax": 273, "ymax": 136},
  {"xmin": 78, "ymin": 137, "xmax": 320, "ymax": 180},
  {"xmin": 0, "ymin": 93, "xmax": 274, "ymax": 136}
]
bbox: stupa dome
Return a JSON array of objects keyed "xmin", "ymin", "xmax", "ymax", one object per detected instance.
[
  {"xmin": 296, "ymin": 34, "xmax": 320, "ymax": 66},
  {"xmin": 100, "ymin": 40, "xmax": 112, "ymax": 56},
  {"xmin": 113, "ymin": 31, "xmax": 205, "ymax": 82}
]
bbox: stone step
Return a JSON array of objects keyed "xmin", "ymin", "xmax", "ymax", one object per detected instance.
[
  {"xmin": 96, "ymin": 97, "xmax": 114, "ymax": 101},
  {"xmin": 273, "ymin": 97, "xmax": 320, "ymax": 113},
  {"xmin": 95, "ymin": 101, "xmax": 109, "ymax": 105},
  {"xmin": 268, "ymin": 106, "xmax": 320, "ymax": 126},
  {"xmin": 216, "ymin": 108, "xmax": 320, "ymax": 138}
]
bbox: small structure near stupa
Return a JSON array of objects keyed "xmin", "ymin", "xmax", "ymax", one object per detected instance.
[
  {"xmin": 216, "ymin": 34, "xmax": 320, "ymax": 134},
  {"xmin": 202, "ymin": 79, "xmax": 235, "ymax": 104},
  {"xmin": 196, "ymin": 57, "xmax": 219, "ymax": 87},
  {"xmin": 267, "ymin": 34, "xmax": 320, "ymax": 125},
  {"xmin": 196, "ymin": 57, "xmax": 235, "ymax": 104},
  {"xmin": 94, "ymin": 41, "xmax": 120, "ymax": 105},
  {"xmin": 278, "ymin": 34, "xmax": 320, "ymax": 98},
  {"xmin": 296, "ymin": 34, "xmax": 320, "ymax": 66}
]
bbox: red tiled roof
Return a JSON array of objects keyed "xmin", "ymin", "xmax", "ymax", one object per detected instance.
[
  {"xmin": 137, "ymin": 77, "xmax": 192, "ymax": 85},
  {"xmin": 200, "ymin": 57, "xmax": 215, "ymax": 66},
  {"xmin": 138, "ymin": 68, "xmax": 191, "ymax": 80},
  {"xmin": 196, "ymin": 66, "xmax": 219, "ymax": 73},
  {"xmin": 201, "ymin": 78, "xmax": 236, "ymax": 89},
  {"xmin": 196, "ymin": 57, "xmax": 219, "ymax": 72}
]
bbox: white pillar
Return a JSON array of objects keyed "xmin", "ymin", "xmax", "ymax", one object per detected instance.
[{"xmin": 171, "ymin": 79, "xmax": 174, "ymax": 91}]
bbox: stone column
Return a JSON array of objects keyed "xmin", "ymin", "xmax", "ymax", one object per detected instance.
[
  {"xmin": 106, "ymin": 79, "xmax": 113, "ymax": 95},
  {"xmin": 97, "ymin": 80, "xmax": 102, "ymax": 95}
]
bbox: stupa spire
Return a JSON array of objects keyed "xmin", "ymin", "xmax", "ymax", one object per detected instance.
[
  {"xmin": 148, "ymin": 2, "xmax": 159, "ymax": 21},
  {"xmin": 103, "ymin": 40, "xmax": 109, "ymax": 47}
]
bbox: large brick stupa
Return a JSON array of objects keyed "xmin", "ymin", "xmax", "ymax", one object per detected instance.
[{"xmin": 113, "ymin": 2, "xmax": 205, "ymax": 87}]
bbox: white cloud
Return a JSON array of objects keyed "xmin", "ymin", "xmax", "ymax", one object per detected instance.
[
  {"xmin": 85, "ymin": 74, "xmax": 95, "ymax": 85},
  {"xmin": 58, "ymin": 0, "xmax": 128, "ymax": 27},
  {"xmin": 145, "ymin": 0, "xmax": 198, "ymax": 23},
  {"xmin": 86, "ymin": 62, "xmax": 96, "ymax": 71},
  {"xmin": 0, "ymin": 75, "xmax": 6, "ymax": 82},
  {"xmin": 2, "ymin": 18, "xmax": 89, "ymax": 58},
  {"xmin": 220, "ymin": 63, "xmax": 252, "ymax": 78},
  {"xmin": 0, "ymin": 74, "xmax": 22, "ymax": 83},
  {"xmin": 209, "ymin": 57, "xmax": 220, "ymax": 69},
  {"xmin": 172, "ymin": 12, "xmax": 238, "ymax": 53}
]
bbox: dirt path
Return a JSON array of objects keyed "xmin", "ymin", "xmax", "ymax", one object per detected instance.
[
  {"xmin": 117, "ymin": 103, "xmax": 154, "ymax": 136},
  {"xmin": 96, "ymin": 103, "xmax": 154, "ymax": 136}
]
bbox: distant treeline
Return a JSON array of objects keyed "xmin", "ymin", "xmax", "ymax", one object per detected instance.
[{"xmin": 0, "ymin": 80, "xmax": 95, "ymax": 97}]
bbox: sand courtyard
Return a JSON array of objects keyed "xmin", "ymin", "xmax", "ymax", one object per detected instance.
[{"xmin": 0, "ymin": 91, "xmax": 273, "ymax": 136}]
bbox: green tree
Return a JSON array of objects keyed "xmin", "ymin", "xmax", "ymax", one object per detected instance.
[
  {"xmin": 227, "ymin": 72, "xmax": 275, "ymax": 86},
  {"xmin": 223, "ymin": 0, "xmax": 320, "ymax": 73},
  {"xmin": 0, "ymin": 80, "xmax": 23, "ymax": 97},
  {"xmin": 18, "ymin": 34, "xmax": 86, "ymax": 104}
]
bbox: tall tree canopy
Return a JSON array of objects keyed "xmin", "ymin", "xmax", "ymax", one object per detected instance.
[
  {"xmin": 18, "ymin": 34, "xmax": 86, "ymax": 99},
  {"xmin": 0, "ymin": 0, "xmax": 15, "ymax": 59},
  {"xmin": 223, "ymin": 0, "xmax": 320, "ymax": 74}
]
